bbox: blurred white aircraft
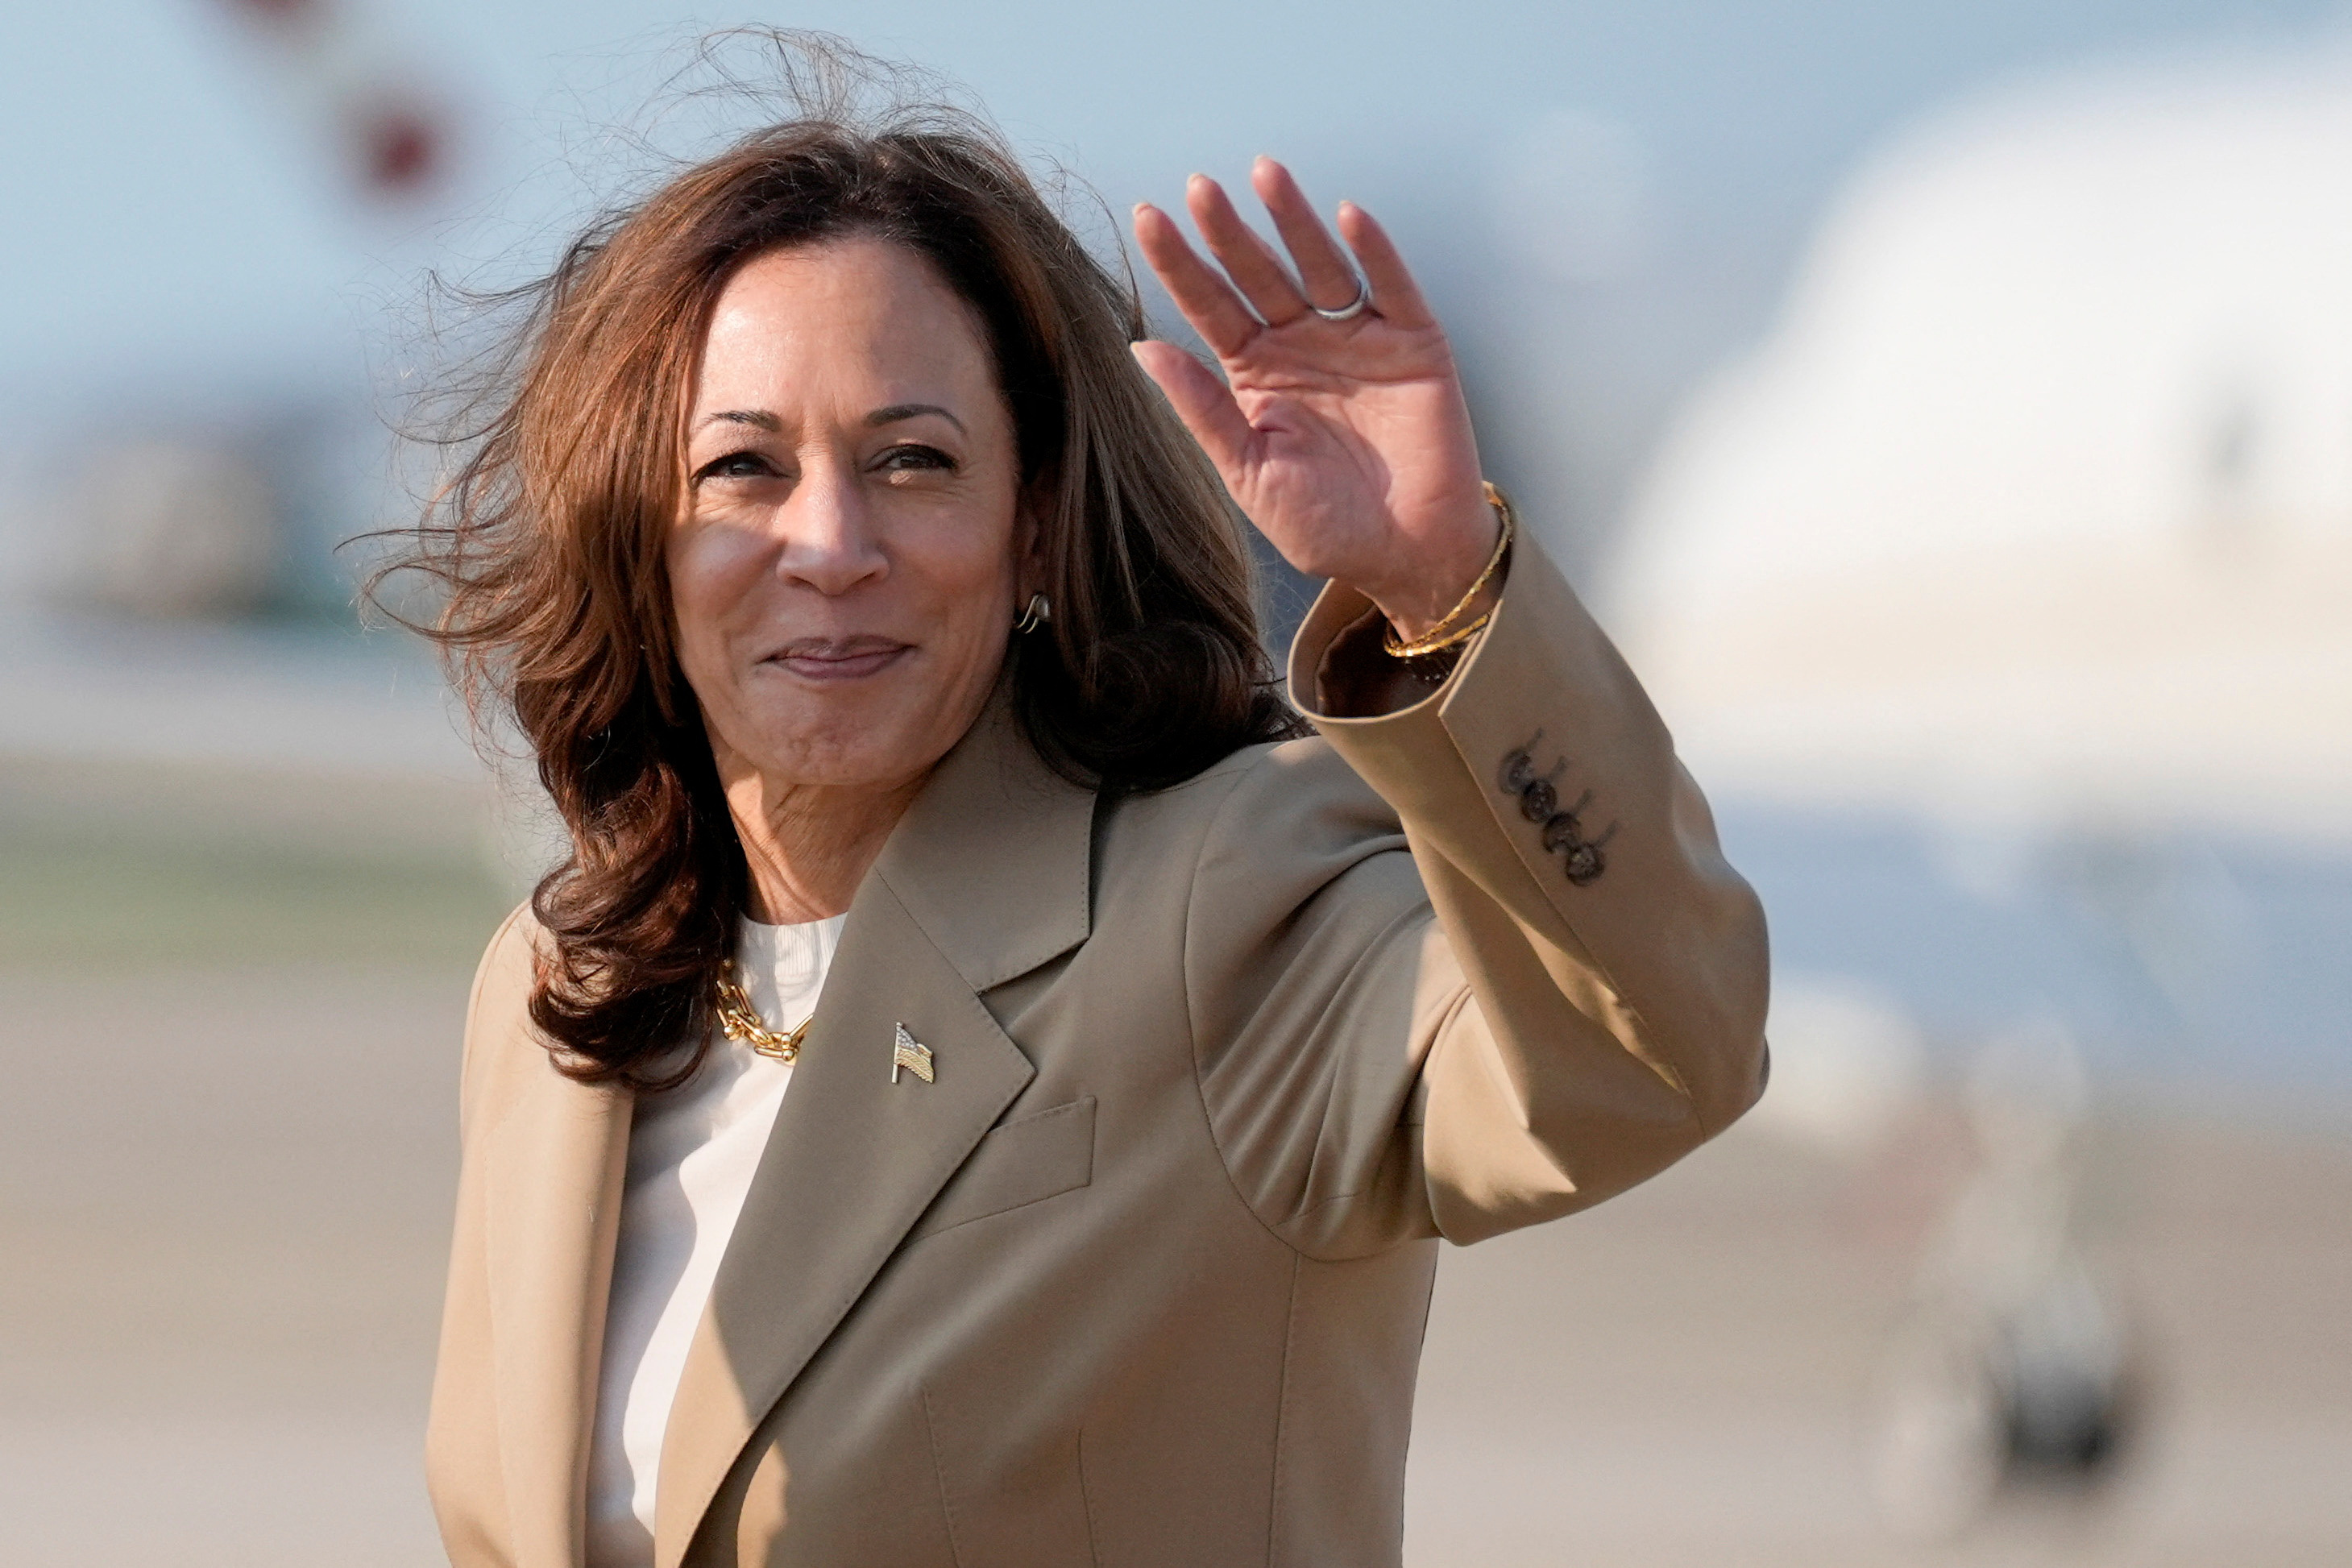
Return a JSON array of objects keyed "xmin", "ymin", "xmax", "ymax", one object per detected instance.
[
  {"xmin": 1608, "ymin": 44, "xmax": 2352, "ymax": 1527},
  {"xmin": 1615, "ymin": 47, "xmax": 2352, "ymax": 849},
  {"xmin": 1613, "ymin": 43, "xmax": 2352, "ymax": 1098}
]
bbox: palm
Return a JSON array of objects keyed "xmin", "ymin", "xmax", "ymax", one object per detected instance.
[{"xmin": 1132, "ymin": 161, "xmax": 1495, "ymax": 636}]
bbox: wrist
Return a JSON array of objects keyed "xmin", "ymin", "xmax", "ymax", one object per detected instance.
[
  {"xmin": 1372, "ymin": 482, "xmax": 1516, "ymax": 657},
  {"xmin": 1370, "ymin": 497, "xmax": 1504, "ymax": 639}
]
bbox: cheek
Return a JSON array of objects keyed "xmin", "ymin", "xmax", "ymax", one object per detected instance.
[
  {"xmin": 669, "ymin": 519, "xmax": 761, "ymax": 612},
  {"xmin": 666, "ymin": 524, "xmax": 762, "ymax": 680},
  {"xmin": 906, "ymin": 504, "xmax": 1021, "ymax": 641},
  {"xmin": 946, "ymin": 521, "xmax": 1021, "ymax": 599},
  {"xmin": 667, "ymin": 524, "xmax": 757, "ymax": 700}
]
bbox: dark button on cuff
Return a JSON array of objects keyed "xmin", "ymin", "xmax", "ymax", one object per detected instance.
[{"xmin": 1496, "ymin": 736, "xmax": 1616, "ymax": 888}]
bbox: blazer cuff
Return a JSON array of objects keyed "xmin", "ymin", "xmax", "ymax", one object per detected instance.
[{"xmin": 1284, "ymin": 528, "xmax": 1677, "ymax": 922}]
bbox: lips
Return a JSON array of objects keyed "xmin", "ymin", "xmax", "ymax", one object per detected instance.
[{"xmin": 759, "ymin": 635, "xmax": 914, "ymax": 682}]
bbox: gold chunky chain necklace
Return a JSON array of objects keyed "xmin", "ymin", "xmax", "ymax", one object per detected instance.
[{"xmin": 714, "ymin": 958, "xmax": 812, "ymax": 1063}]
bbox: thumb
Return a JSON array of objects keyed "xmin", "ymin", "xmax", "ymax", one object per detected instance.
[{"xmin": 1130, "ymin": 340, "xmax": 1255, "ymax": 479}]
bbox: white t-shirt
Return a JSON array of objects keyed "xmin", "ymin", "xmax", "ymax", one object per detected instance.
[{"xmin": 583, "ymin": 913, "xmax": 845, "ymax": 1568}]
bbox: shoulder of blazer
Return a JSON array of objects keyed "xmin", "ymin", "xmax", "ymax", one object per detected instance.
[
  {"xmin": 1168, "ymin": 733, "xmax": 1406, "ymax": 870},
  {"xmin": 1099, "ymin": 732, "xmax": 1393, "ymax": 849},
  {"xmin": 1100, "ymin": 735, "xmax": 1412, "ymax": 956},
  {"xmin": 458, "ymin": 901, "xmax": 550, "ymax": 1144}
]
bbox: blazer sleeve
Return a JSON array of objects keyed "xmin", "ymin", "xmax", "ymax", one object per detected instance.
[{"xmin": 1181, "ymin": 529, "xmax": 1769, "ymax": 1259}]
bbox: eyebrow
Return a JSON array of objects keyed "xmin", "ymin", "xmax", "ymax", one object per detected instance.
[
  {"xmin": 691, "ymin": 404, "xmax": 967, "ymax": 435},
  {"xmin": 697, "ymin": 409, "xmax": 780, "ymax": 432},
  {"xmin": 866, "ymin": 402, "xmax": 965, "ymax": 434}
]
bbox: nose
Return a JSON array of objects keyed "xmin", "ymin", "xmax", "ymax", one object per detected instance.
[{"xmin": 774, "ymin": 459, "xmax": 888, "ymax": 597}]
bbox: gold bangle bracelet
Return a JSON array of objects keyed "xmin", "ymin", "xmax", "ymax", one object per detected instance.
[
  {"xmin": 1388, "ymin": 609, "xmax": 1492, "ymax": 660},
  {"xmin": 1382, "ymin": 481, "xmax": 1516, "ymax": 660}
]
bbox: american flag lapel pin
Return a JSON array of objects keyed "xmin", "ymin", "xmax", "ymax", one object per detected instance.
[{"xmin": 890, "ymin": 1023, "xmax": 935, "ymax": 1085}]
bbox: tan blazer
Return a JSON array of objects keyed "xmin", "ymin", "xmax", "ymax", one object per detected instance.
[{"xmin": 425, "ymin": 535, "xmax": 1770, "ymax": 1568}]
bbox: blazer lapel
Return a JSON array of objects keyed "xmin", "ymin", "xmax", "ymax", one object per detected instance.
[
  {"xmin": 866, "ymin": 688, "xmax": 1095, "ymax": 993},
  {"xmin": 482, "ymin": 1061, "xmax": 633, "ymax": 1568},
  {"xmin": 652, "ymin": 695, "xmax": 1097, "ymax": 1566}
]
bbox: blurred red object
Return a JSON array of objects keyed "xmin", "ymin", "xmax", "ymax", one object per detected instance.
[
  {"xmin": 352, "ymin": 100, "xmax": 442, "ymax": 194},
  {"xmin": 213, "ymin": 0, "xmax": 454, "ymax": 204}
]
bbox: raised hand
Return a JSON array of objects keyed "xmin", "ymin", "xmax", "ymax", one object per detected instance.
[{"xmin": 1130, "ymin": 157, "xmax": 1500, "ymax": 642}]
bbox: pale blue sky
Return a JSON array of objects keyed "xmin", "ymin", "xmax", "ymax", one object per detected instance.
[{"xmin": 4, "ymin": 1, "xmax": 2338, "ymax": 396}]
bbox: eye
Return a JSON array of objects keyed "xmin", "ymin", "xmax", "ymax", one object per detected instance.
[
  {"xmin": 875, "ymin": 443, "xmax": 957, "ymax": 475},
  {"xmin": 693, "ymin": 450, "xmax": 780, "ymax": 483}
]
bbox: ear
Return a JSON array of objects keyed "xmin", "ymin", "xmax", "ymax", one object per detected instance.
[{"xmin": 1013, "ymin": 479, "xmax": 1053, "ymax": 598}]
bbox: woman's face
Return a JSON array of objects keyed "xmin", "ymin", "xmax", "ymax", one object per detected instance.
[{"xmin": 671, "ymin": 237, "xmax": 1029, "ymax": 799}]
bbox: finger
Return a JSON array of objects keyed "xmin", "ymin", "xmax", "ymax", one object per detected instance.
[
  {"xmin": 1185, "ymin": 173, "xmax": 1310, "ymax": 327},
  {"xmin": 1251, "ymin": 157, "xmax": 1363, "ymax": 316},
  {"xmin": 1130, "ymin": 339, "xmax": 1256, "ymax": 478},
  {"xmin": 1335, "ymin": 201, "xmax": 1436, "ymax": 330},
  {"xmin": 1131, "ymin": 202, "xmax": 1259, "ymax": 359}
]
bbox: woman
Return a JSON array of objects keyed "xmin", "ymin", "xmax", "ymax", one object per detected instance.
[{"xmin": 407, "ymin": 69, "xmax": 1768, "ymax": 1568}]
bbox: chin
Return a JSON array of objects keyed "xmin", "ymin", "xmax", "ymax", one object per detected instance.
[{"xmin": 744, "ymin": 704, "xmax": 963, "ymax": 793}]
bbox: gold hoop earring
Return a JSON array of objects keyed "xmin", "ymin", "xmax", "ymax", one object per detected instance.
[{"xmin": 1012, "ymin": 591, "xmax": 1052, "ymax": 635}]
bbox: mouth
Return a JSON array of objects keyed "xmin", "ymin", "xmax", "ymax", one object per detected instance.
[{"xmin": 759, "ymin": 635, "xmax": 915, "ymax": 682}]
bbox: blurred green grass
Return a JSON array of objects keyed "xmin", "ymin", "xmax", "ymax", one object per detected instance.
[
  {"xmin": 0, "ymin": 825, "xmax": 514, "ymax": 969},
  {"xmin": 0, "ymin": 750, "xmax": 525, "ymax": 971}
]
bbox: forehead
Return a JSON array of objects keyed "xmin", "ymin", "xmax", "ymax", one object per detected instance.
[{"xmin": 692, "ymin": 237, "xmax": 998, "ymax": 411}]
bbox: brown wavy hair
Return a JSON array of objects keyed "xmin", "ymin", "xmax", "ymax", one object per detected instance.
[{"xmin": 375, "ymin": 39, "xmax": 1301, "ymax": 1088}]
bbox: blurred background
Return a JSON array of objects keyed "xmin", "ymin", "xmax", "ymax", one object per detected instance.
[{"xmin": 2, "ymin": 2, "xmax": 2347, "ymax": 1563}]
